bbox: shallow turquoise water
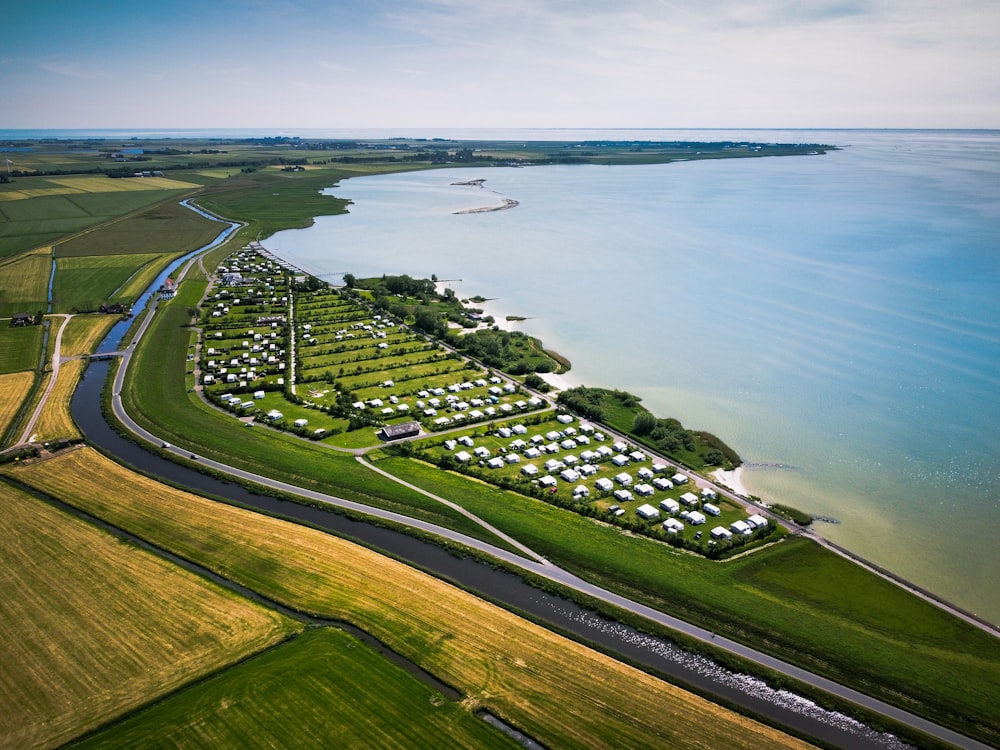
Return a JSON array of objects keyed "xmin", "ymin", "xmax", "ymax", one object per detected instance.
[{"xmin": 270, "ymin": 130, "xmax": 1000, "ymax": 623}]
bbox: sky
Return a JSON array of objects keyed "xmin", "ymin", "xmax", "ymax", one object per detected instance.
[{"xmin": 3, "ymin": 0, "xmax": 998, "ymax": 130}]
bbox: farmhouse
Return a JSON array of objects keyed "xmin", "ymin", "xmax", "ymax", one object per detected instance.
[{"xmin": 379, "ymin": 421, "xmax": 421, "ymax": 441}]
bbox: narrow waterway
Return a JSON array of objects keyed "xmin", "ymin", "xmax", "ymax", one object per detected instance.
[{"xmin": 70, "ymin": 360, "xmax": 910, "ymax": 750}]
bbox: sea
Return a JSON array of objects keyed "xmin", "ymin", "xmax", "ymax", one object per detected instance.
[{"xmin": 258, "ymin": 128, "xmax": 1000, "ymax": 625}]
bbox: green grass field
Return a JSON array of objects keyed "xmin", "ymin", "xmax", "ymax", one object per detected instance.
[
  {"xmin": 0, "ymin": 250, "xmax": 50, "ymax": 316},
  {"xmin": 0, "ymin": 177, "xmax": 198, "ymax": 259},
  {"xmin": 74, "ymin": 628, "xmax": 519, "ymax": 750},
  {"xmin": 0, "ymin": 324, "xmax": 43, "ymax": 374},
  {"xmin": 53, "ymin": 253, "xmax": 162, "ymax": 311},
  {"xmin": 55, "ymin": 199, "xmax": 222, "ymax": 257}
]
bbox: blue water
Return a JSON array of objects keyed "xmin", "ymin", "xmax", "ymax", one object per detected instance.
[{"xmin": 267, "ymin": 129, "xmax": 1000, "ymax": 623}]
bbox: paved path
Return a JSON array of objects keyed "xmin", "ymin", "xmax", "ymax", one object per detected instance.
[{"xmin": 17, "ymin": 313, "xmax": 72, "ymax": 445}]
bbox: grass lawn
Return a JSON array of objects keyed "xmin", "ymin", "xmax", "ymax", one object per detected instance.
[
  {"xmin": 0, "ymin": 479, "xmax": 299, "ymax": 750},
  {"xmin": 75, "ymin": 628, "xmax": 520, "ymax": 750},
  {"xmin": 7, "ymin": 448, "xmax": 811, "ymax": 750}
]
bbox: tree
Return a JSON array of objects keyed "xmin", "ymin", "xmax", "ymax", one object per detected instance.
[
  {"xmin": 342, "ymin": 273, "xmax": 356, "ymax": 288},
  {"xmin": 633, "ymin": 411, "xmax": 657, "ymax": 436}
]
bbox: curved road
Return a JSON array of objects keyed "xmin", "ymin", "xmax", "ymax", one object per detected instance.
[{"xmin": 105, "ymin": 253, "xmax": 990, "ymax": 750}]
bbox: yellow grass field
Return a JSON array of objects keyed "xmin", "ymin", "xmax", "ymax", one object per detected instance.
[
  {"xmin": 0, "ymin": 371, "xmax": 33, "ymax": 437},
  {"xmin": 59, "ymin": 315, "xmax": 116, "ymax": 358},
  {"xmin": 0, "ymin": 252, "xmax": 51, "ymax": 305},
  {"xmin": 7, "ymin": 449, "xmax": 812, "ymax": 750},
  {"xmin": 49, "ymin": 175, "xmax": 200, "ymax": 192},
  {"xmin": 0, "ymin": 176, "xmax": 200, "ymax": 202},
  {"xmin": 31, "ymin": 357, "xmax": 85, "ymax": 440},
  {"xmin": 0, "ymin": 479, "xmax": 299, "ymax": 750}
]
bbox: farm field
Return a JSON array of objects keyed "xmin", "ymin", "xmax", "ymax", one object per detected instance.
[
  {"xmin": 52, "ymin": 253, "xmax": 161, "ymax": 311},
  {"xmin": 54, "ymin": 199, "xmax": 223, "ymax": 257},
  {"xmin": 5, "ymin": 448, "xmax": 812, "ymax": 750},
  {"xmin": 0, "ymin": 175, "xmax": 199, "ymax": 259},
  {"xmin": 31, "ymin": 357, "xmax": 86, "ymax": 440},
  {"xmin": 0, "ymin": 324, "xmax": 43, "ymax": 374},
  {"xmin": 0, "ymin": 371, "xmax": 34, "ymax": 438},
  {"xmin": 59, "ymin": 314, "xmax": 116, "ymax": 357},
  {"xmin": 0, "ymin": 479, "xmax": 299, "ymax": 750},
  {"xmin": 75, "ymin": 628, "xmax": 519, "ymax": 750},
  {"xmin": 0, "ymin": 249, "xmax": 50, "ymax": 316}
]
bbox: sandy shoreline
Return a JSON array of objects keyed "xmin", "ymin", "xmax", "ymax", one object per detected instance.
[{"xmin": 711, "ymin": 467, "xmax": 750, "ymax": 498}]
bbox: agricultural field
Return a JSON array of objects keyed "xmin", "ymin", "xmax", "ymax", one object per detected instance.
[
  {"xmin": 0, "ymin": 371, "xmax": 34, "ymax": 439},
  {"xmin": 31, "ymin": 357, "xmax": 86, "ymax": 440},
  {"xmin": 75, "ymin": 628, "xmax": 519, "ymax": 750},
  {"xmin": 6, "ymin": 448, "xmax": 812, "ymax": 750},
  {"xmin": 58, "ymin": 314, "xmax": 116, "ymax": 357},
  {"xmin": 0, "ymin": 172, "xmax": 200, "ymax": 259},
  {"xmin": 0, "ymin": 324, "xmax": 43, "ymax": 374},
  {"xmin": 54, "ymin": 199, "xmax": 224, "ymax": 257},
  {"xmin": 0, "ymin": 248, "xmax": 51, "ymax": 316},
  {"xmin": 52, "ymin": 253, "xmax": 161, "ymax": 311},
  {"xmin": 0, "ymin": 479, "xmax": 299, "ymax": 749}
]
